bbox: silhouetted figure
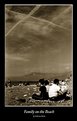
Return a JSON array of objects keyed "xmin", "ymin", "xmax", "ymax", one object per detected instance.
[
  {"xmin": 32, "ymin": 79, "xmax": 48, "ymax": 100},
  {"xmin": 44, "ymin": 80, "xmax": 50, "ymax": 93}
]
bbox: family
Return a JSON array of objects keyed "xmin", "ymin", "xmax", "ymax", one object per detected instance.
[{"xmin": 32, "ymin": 78, "xmax": 70, "ymax": 101}]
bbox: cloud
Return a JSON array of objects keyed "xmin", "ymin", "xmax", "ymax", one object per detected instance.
[
  {"xmin": 5, "ymin": 54, "xmax": 30, "ymax": 62},
  {"xmin": 65, "ymin": 66, "xmax": 70, "ymax": 70}
]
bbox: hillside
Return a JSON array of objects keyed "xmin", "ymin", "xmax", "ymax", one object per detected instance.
[{"xmin": 6, "ymin": 71, "xmax": 72, "ymax": 82}]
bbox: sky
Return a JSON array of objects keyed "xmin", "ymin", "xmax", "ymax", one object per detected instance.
[{"xmin": 5, "ymin": 5, "xmax": 73, "ymax": 77}]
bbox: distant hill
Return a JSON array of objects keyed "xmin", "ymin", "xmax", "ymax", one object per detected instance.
[{"xmin": 6, "ymin": 71, "xmax": 72, "ymax": 82}]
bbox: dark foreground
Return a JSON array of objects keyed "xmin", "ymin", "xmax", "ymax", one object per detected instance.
[{"xmin": 5, "ymin": 84, "xmax": 72, "ymax": 106}]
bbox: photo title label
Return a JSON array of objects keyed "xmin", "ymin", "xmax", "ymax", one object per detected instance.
[{"xmin": 24, "ymin": 109, "xmax": 55, "ymax": 114}]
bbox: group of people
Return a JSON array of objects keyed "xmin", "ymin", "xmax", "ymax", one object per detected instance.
[{"xmin": 32, "ymin": 78, "xmax": 71, "ymax": 101}]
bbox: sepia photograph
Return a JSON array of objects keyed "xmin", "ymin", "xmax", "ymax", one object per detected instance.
[{"xmin": 5, "ymin": 4, "xmax": 73, "ymax": 107}]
